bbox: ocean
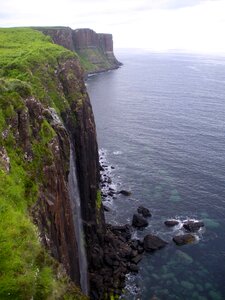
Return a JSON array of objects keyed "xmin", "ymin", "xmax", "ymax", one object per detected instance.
[{"xmin": 86, "ymin": 50, "xmax": 225, "ymax": 300}]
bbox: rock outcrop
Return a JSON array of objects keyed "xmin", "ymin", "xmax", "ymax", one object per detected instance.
[{"xmin": 35, "ymin": 27, "xmax": 122, "ymax": 74}]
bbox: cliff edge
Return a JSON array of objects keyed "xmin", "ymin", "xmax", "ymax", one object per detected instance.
[{"xmin": 35, "ymin": 27, "xmax": 122, "ymax": 75}]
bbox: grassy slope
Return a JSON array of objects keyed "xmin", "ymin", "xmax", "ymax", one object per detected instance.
[
  {"xmin": 77, "ymin": 48, "xmax": 112, "ymax": 73},
  {"xmin": 0, "ymin": 28, "xmax": 87, "ymax": 300}
]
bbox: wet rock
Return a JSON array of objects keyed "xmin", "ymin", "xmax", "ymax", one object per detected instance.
[
  {"xmin": 132, "ymin": 214, "xmax": 149, "ymax": 228},
  {"xmin": 164, "ymin": 220, "xmax": 179, "ymax": 227},
  {"xmin": 137, "ymin": 205, "xmax": 152, "ymax": 217},
  {"xmin": 143, "ymin": 234, "xmax": 167, "ymax": 251},
  {"xmin": 129, "ymin": 263, "xmax": 139, "ymax": 272},
  {"xmin": 110, "ymin": 224, "xmax": 132, "ymax": 241},
  {"xmin": 108, "ymin": 191, "xmax": 114, "ymax": 197},
  {"xmin": 119, "ymin": 190, "xmax": 131, "ymax": 196},
  {"xmin": 103, "ymin": 205, "xmax": 110, "ymax": 212},
  {"xmin": 107, "ymin": 177, "xmax": 112, "ymax": 184},
  {"xmin": 131, "ymin": 254, "xmax": 143, "ymax": 264},
  {"xmin": 173, "ymin": 234, "xmax": 196, "ymax": 245},
  {"xmin": 183, "ymin": 220, "xmax": 204, "ymax": 232},
  {"xmin": 130, "ymin": 239, "xmax": 139, "ymax": 250}
]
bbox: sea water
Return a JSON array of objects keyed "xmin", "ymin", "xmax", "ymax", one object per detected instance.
[{"xmin": 87, "ymin": 50, "xmax": 225, "ymax": 300}]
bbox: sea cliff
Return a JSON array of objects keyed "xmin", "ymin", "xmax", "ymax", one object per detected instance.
[
  {"xmin": 34, "ymin": 27, "xmax": 122, "ymax": 75},
  {"xmin": 0, "ymin": 27, "xmax": 104, "ymax": 299},
  {"xmin": 0, "ymin": 27, "xmax": 134, "ymax": 300}
]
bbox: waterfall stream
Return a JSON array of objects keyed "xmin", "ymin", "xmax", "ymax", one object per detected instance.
[{"xmin": 68, "ymin": 144, "xmax": 88, "ymax": 295}]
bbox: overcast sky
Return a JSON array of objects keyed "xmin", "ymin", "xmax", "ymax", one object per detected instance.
[{"xmin": 1, "ymin": 0, "xmax": 225, "ymax": 53}]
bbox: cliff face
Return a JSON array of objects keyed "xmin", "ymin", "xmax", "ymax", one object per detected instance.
[
  {"xmin": 0, "ymin": 27, "xmax": 132, "ymax": 300},
  {"xmin": 36, "ymin": 27, "xmax": 122, "ymax": 74},
  {"xmin": 0, "ymin": 28, "xmax": 104, "ymax": 299}
]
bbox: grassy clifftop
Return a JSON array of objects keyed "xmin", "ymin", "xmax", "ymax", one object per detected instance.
[{"xmin": 0, "ymin": 28, "xmax": 87, "ymax": 300}]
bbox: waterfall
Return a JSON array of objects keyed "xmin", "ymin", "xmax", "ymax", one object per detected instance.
[{"xmin": 68, "ymin": 144, "xmax": 89, "ymax": 295}]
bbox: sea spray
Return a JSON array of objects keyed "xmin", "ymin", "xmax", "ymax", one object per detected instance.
[{"xmin": 68, "ymin": 144, "xmax": 88, "ymax": 295}]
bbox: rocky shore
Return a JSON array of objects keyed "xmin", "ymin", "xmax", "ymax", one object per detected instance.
[{"xmin": 96, "ymin": 153, "xmax": 206, "ymax": 298}]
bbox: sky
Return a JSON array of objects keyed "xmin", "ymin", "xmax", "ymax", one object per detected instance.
[{"xmin": 1, "ymin": 0, "xmax": 225, "ymax": 53}]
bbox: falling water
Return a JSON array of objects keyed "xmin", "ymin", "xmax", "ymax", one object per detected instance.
[{"xmin": 68, "ymin": 144, "xmax": 89, "ymax": 295}]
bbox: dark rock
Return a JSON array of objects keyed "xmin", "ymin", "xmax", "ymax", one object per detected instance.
[
  {"xmin": 164, "ymin": 220, "xmax": 179, "ymax": 227},
  {"xmin": 130, "ymin": 250, "xmax": 138, "ymax": 258},
  {"xmin": 104, "ymin": 255, "xmax": 114, "ymax": 267},
  {"xmin": 183, "ymin": 221, "xmax": 204, "ymax": 232},
  {"xmin": 108, "ymin": 191, "xmax": 114, "ymax": 197},
  {"xmin": 119, "ymin": 190, "xmax": 131, "ymax": 196},
  {"xmin": 173, "ymin": 234, "xmax": 196, "ymax": 246},
  {"xmin": 130, "ymin": 239, "xmax": 139, "ymax": 250},
  {"xmin": 137, "ymin": 245, "xmax": 144, "ymax": 254},
  {"xmin": 132, "ymin": 214, "xmax": 149, "ymax": 228},
  {"xmin": 103, "ymin": 205, "xmax": 110, "ymax": 212},
  {"xmin": 137, "ymin": 206, "xmax": 152, "ymax": 217},
  {"xmin": 131, "ymin": 254, "xmax": 143, "ymax": 264},
  {"xmin": 143, "ymin": 234, "xmax": 167, "ymax": 251},
  {"xmin": 111, "ymin": 224, "xmax": 132, "ymax": 241},
  {"xmin": 129, "ymin": 264, "xmax": 139, "ymax": 272}
]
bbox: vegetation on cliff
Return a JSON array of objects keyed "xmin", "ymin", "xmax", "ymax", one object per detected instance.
[{"xmin": 0, "ymin": 28, "xmax": 88, "ymax": 299}]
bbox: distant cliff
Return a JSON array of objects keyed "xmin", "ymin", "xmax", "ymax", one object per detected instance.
[{"xmin": 35, "ymin": 27, "xmax": 122, "ymax": 74}]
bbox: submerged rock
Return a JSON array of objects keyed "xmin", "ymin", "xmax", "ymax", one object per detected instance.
[
  {"xmin": 143, "ymin": 234, "xmax": 167, "ymax": 251},
  {"xmin": 173, "ymin": 234, "xmax": 196, "ymax": 246},
  {"xmin": 183, "ymin": 221, "xmax": 204, "ymax": 232},
  {"xmin": 132, "ymin": 214, "xmax": 149, "ymax": 228},
  {"xmin": 137, "ymin": 205, "xmax": 152, "ymax": 217},
  {"xmin": 164, "ymin": 220, "xmax": 179, "ymax": 227}
]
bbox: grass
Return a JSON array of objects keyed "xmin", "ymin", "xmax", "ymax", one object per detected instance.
[
  {"xmin": 0, "ymin": 27, "xmax": 87, "ymax": 299},
  {"xmin": 76, "ymin": 48, "xmax": 112, "ymax": 73}
]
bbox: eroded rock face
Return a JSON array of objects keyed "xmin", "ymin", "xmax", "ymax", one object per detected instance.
[
  {"xmin": 29, "ymin": 96, "xmax": 81, "ymax": 285},
  {"xmin": 35, "ymin": 27, "xmax": 75, "ymax": 51},
  {"xmin": 21, "ymin": 57, "xmax": 105, "ymax": 292}
]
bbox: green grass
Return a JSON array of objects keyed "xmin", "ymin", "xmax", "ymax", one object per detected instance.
[
  {"xmin": 0, "ymin": 28, "xmax": 87, "ymax": 299},
  {"xmin": 77, "ymin": 48, "xmax": 112, "ymax": 73}
]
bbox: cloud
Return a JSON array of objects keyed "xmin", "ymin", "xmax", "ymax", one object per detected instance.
[{"xmin": 0, "ymin": 0, "xmax": 225, "ymax": 53}]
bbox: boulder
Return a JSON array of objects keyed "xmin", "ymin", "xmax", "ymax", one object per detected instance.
[
  {"xmin": 173, "ymin": 234, "xmax": 196, "ymax": 246},
  {"xmin": 129, "ymin": 264, "xmax": 139, "ymax": 272},
  {"xmin": 131, "ymin": 254, "xmax": 143, "ymax": 264},
  {"xmin": 137, "ymin": 206, "xmax": 151, "ymax": 217},
  {"xmin": 119, "ymin": 190, "xmax": 131, "ymax": 196},
  {"xmin": 103, "ymin": 205, "xmax": 110, "ymax": 212},
  {"xmin": 143, "ymin": 234, "xmax": 167, "ymax": 251},
  {"xmin": 164, "ymin": 220, "xmax": 179, "ymax": 227},
  {"xmin": 183, "ymin": 221, "xmax": 204, "ymax": 232},
  {"xmin": 132, "ymin": 214, "xmax": 149, "ymax": 228}
]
